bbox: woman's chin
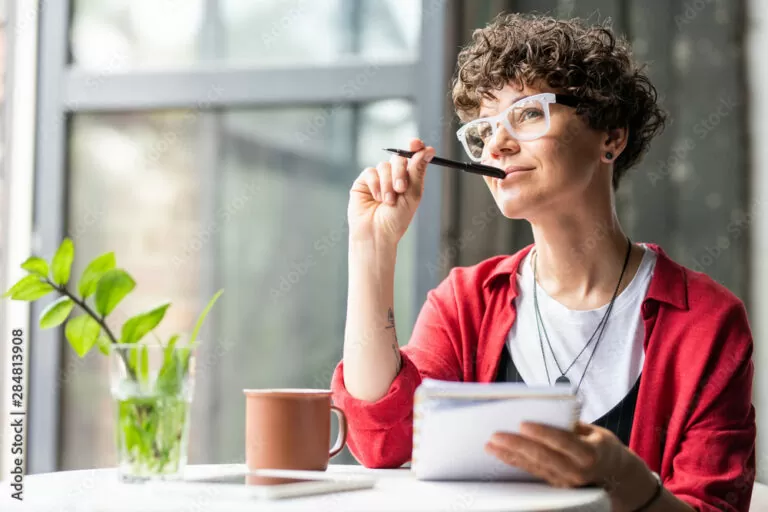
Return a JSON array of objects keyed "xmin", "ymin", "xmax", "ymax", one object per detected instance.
[
  {"xmin": 488, "ymin": 176, "xmax": 546, "ymax": 219},
  {"xmin": 493, "ymin": 189, "xmax": 540, "ymax": 219}
]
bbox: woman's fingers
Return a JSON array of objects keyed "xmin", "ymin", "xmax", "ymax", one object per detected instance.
[
  {"xmin": 484, "ymin": 442, "xmax": 572, "ymax": 487},
  {"xmin": 376, "ymin": 161, "xmax": 396, "ymax": 205},
  {"xmin": 405, "ymin": 144, "xmax": 435, "ymax": 199},
  {"xmin": 353, "ymin": 139, "xmax": 434, "ymax": 206},
  {"xmin": 362, "ymin": 167, "xmax": 381, "ymax": 202},
  {"xmin": 390, "ymin": 154, "xmax": 409, "ymax": 194},
  {"xmin": 487, "ymin": 433, "xmax": 588, "ymax": 487},
  {"xmin": 519, "ymin": 422, "xmax": 597, "ymax": 470},
  {"xmin": 407, "ymin": 138, "xmax": 426, "ymax": 153}
]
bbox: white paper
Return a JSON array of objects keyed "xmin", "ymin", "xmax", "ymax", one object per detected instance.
[{"xmin": 412, "ymin": 379, "xmax": 580, "ymax": 481}]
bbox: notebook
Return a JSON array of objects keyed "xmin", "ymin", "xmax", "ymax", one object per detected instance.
[{"xmin": 411, "ymin": 378, "xmax": 581, "ymax": 481}]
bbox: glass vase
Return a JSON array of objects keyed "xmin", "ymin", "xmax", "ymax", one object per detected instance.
[{"xmin": 109, "ymin": 343, "xmax": 195, "ymax": 482}]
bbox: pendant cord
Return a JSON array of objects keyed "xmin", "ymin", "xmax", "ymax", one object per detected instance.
[
  {"xmin": 534, "ymin": 297, "xmax": 552, "ymax": 385},
  {"xmin": 532, "ymin": 237, "xmax": 633, "ymax": 389}
]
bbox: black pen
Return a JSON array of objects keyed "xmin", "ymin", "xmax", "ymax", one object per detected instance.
[{"xmin": 383, "ymin": 148, "xmax": 506, "ymax": 179}]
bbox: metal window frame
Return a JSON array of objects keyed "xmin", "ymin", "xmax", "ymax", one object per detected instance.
[
  {"xmin": 1, "ymin": 0, "xmax": 40, "ymax": 479},
  {"xmin": 29, "ymin": 0, "xmax": 449, "ymax": 473}
]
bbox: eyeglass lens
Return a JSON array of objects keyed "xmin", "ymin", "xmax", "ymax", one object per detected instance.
[{"xmin": 461, "ymin": 97, "xmax": 549, "ymax": 159}]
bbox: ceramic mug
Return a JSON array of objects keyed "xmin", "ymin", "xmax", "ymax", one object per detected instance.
[{"xmin": 243, "ymin": 389, "xmax": 347, "ymax": 471}]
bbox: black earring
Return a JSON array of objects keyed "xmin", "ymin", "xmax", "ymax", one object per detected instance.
[{"xmin": 605, "ymin": 151, "xmax": 613, "ymax": 160}]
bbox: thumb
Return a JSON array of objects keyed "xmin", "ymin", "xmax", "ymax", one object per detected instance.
[
  {"xmin": 406, "ymin": 145, "xmax": 435, "ymax": 194},
  {"xmin": 574, "ymin": 421, "xmax": 595, "ymax": 436}
]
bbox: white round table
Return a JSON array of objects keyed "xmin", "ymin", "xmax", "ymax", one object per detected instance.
[{"xmin": 0, "ymin": 464, "xmax": 610, "ymax": 511}]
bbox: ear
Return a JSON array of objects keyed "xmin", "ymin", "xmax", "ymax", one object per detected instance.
[{"xmin": 601, "ymin": 127, "xmax": 629, "ymax": 163}]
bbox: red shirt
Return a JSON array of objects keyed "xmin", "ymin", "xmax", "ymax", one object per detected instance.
[{"xmin": 330, "ymin": 244, "xmax": 756, "ymax": 512}]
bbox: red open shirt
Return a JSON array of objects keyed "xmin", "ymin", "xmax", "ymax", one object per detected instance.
[{"xmin": 331, "ymin": 244, "xmax": 756, "ymax": 512}]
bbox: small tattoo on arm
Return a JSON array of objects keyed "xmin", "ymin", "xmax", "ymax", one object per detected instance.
[
  {"xmin": 386, "ymin": 308, "xmax": 396, "ymax": 329},
  {"xmin": 386, "ymin": 307, "xmax": 402, "ymax": 373}
]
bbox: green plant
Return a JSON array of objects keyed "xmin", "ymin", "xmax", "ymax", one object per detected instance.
[{"xmin": 3, "ymin": 237, "xmax": 223, "ymax": 478}]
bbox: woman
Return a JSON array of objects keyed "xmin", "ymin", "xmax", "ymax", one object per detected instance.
[{"xmin": 331, "ymin": 12, "xmax": 755, "ymax": 512}]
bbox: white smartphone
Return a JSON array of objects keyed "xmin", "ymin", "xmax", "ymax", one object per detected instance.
[{"xmin": 178, "ymin": 471, "xmax": 377, "ymax": 500}]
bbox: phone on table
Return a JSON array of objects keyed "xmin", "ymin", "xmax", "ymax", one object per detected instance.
[{"xmin": 177, "ymin": 471, "xmax": 377, "ymax": 500}]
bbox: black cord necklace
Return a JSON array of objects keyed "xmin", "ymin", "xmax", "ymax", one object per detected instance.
[{"xmin": 532, "ymin": 237, "xmax": 632, "ymax": 390}]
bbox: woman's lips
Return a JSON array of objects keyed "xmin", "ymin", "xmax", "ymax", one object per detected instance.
[{"xmin": 503, "ymin": 166, "xmax": 535, "ymax": 175}]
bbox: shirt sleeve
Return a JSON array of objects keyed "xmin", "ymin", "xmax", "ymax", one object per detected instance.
[
  {"xmin": 665, "ymin": 302, "xmax": 756, "ymax": 512},
  {"xmin": 330, "ymin": 271, "xmax": 465, "ymax": 469}
]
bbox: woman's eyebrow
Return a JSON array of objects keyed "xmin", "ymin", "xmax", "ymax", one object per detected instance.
[{"xmin": 478, "ymin": 93, "xmax": 531, "ymax": 117}]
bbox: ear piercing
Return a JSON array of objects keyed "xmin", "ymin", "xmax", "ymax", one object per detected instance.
[{"xmin": 605, "ymin": 152, "xmax": 613, "ymax": 160}]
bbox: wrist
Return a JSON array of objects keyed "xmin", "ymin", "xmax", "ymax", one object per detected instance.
[
  {"xmin": 349, "ymin": 235, "xmax": 398, "ymax": 260},
  {"xmin": 608, "ymin": 455, "xmax": 660, "ymax": 511},
  {"xmin": 347, "ymin": 237, "xmax": 397, "ymax": 294}
]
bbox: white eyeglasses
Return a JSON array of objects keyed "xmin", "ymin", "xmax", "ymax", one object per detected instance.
[{"xmin": 456, "ymin": 93, "xmax": 581, "ymax": 162}]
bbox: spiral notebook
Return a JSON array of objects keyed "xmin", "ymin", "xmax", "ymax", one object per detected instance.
[{"xmin": 411, "ymin": 378, "xmax": 581, "ymax": 481}]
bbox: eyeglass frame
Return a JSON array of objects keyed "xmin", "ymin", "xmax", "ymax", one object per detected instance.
[{"xmin": 455, "ymin": 92, "xmax": 582, "ymax": 162}]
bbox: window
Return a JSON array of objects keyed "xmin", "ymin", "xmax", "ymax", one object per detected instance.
[{"xmin": 27, "ymin": 0, "xmax": 448, "ymax": 471}]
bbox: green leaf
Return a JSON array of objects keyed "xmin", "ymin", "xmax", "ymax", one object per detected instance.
[
  {"xmin": 190, "ymin": 289, "xmax": 224, "ymax": 345},
  {"xmin": 156, "ymin": 356, "xmax": 180, "ymax": 395},
  {"xmin": 179, "ymin": 347, "xmax": 193, "ymax": 372},
  {"xmin": 128, "ymin": 348, "xmax": 138, "ymax": 375},
  {"xmin": 64, "ymin": 315, "xmax": 101, "ymax": 357},
  {"xmin": 3, "ymin": 274, "xmax": 54, "ymax": 301},
  {"xmin": 123, "ymin": 415, "xmax": 140, "ymax": 453},
  {"xmin": 138, "ymin": 345, "xmax": 150, "ymax": 385},
  {"xmin": 165, "ymin": 334, "xmax": 179, "ymax": 354},
  {"xmin": 51, "ymin": 238, "xmax": 75, "ymax": 286},
  {"xmin": 39, "ymin": 297, "xmax": 75, "ymax": 329},
  {"xmin": 163, "ymin": 335, "xmax": 180, "ymax": 369},
  {"xmin": 96, "ymin": 334, "xmax": 112, "ymax": 355},
  {"xmin": 78, "ymin": 252, "xmax": 116, "ymax": 298},
  {"xmin": 94, "ymin": 269, "xmax": 136, "ymax": 317},
  {"xmin": 156, "ymin": 335, "xmax": 182, "ymax": 395},
  {"xmin": 4, "ymin": 274, "xmax": 41, "ymax": 298},
  {"xmin": 120, "ymin": 303, "xmax": 170, "ymax": 344},
  {"xmin": 21, "ymin": 257, "xmax": 49, "ymax": 277},
  {"xmin": 126, "ymin": 345, "xmax": 149, "ymax": 385}
]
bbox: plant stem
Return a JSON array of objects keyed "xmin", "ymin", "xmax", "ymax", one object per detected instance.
[
  {"xmin": 50, "ymin": 280, "xmax": 138, "ymax": 381},
  {"xmin": 50, "ymin": 281, "xmax": 118, "ymax": 343}
]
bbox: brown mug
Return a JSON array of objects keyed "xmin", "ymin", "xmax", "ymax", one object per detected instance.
[{"xmin": 243, "ymin": 388, "xmax": 347, "ymax": 471}]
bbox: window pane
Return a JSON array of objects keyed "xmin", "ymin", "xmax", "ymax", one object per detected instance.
[
  {"xmin": 70, "ymin": 0, "xmax": 205, "ymax": 69},
  {"xmin": 70, "ymin": 0, "xmax": 421, "ymax": 70},
  {"xmin": 221, "ymin": 0, "xmax": 421, "ymax": 65},
  {"xmin": 62, "ymin": 100, "xmax": 417, "ymax": 468},
  {"xmin": 62, "ymin": 111, "xmax": 204, "ymax": 468}
]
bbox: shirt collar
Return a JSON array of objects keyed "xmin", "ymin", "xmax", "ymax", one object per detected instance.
[{"xmin": 482, "ymin": 242, "xmax": 688, "ymax": 310}]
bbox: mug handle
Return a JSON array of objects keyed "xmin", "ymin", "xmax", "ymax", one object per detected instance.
[{"xmin": 329, "ymin": 405, "xmax": 347, "ymax": 458}]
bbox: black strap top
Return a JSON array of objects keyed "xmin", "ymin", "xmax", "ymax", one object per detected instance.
[{"xmin": 494, "ymin": 344, "xmax": 640, "ymax": 446}]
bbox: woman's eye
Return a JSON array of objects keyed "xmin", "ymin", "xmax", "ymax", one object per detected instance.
[{"xmin": 520, "ymin": 108, "xmax": 543, "ymax": 121}]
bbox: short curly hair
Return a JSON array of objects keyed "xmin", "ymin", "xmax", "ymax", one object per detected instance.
[{"xmin": 452, "ymin": 12, "xmax": 666, "ymax": 188}]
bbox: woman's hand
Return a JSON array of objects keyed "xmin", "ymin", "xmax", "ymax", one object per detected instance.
[
  {"xmin": 348, "ymin": 138, "xmax": 435, "ymax": 246},
  {"xmin": 485, "ymin": 421, "xmax": 660, "ymax": 511}
]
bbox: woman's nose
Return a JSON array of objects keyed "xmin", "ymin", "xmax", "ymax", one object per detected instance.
[{"xmin": 486, "ymin": 123, "xmax": 521, "ymax": 160}]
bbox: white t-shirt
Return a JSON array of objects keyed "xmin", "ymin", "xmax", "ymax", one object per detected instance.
[{"xmin": 506, "ymin": 245, "xmax": 657, "ymax": 422}]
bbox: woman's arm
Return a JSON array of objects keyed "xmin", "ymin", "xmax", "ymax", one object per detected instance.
[
  {"xmin": 607, "ymin": 452, "xmax": 694, "ymax": 512},
  {"xmin": 340, "ymin": 138, "xmax": 435, "ymax": 402},
  {"xmin": 342, "ymin": 240, "xmax": 400, "ymax": 402}
]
